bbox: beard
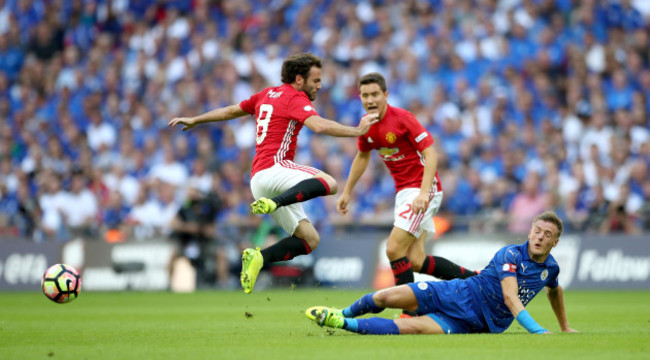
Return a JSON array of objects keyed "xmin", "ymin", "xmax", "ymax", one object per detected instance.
[{"xmin": 301, "ymin": 85, "xmax": 317, "ymax": 101}]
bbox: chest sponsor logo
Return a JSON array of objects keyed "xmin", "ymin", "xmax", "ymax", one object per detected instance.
[
  {"xmin": 541, "ymin": 269, "xmax": 549, "ymax": 281},
  {"xmin": 502, "ymin": 263, "xmax": 517, "ymax": 273},
  {"xmin": 385, "ymin": 132, "xmax": 397, "ymax": 144},
  {"xmin": 268, "ymin": 90, "xmax": 283, "ymax": 98},
  {"xmin": 415, "ymin": 132, "xmax": 428, "ymax": 143},
  {"xmin": 518, "ymin": 286, "xmax": 537, "ymax": 306},
  {"xmin": 378, "ymin": 147, "xmax": 398, "ymax": 157},
  {"xmin": 377, "ymin": 147, "xmax": 404, "ymax": 161},
  {"xmin": 303, "ymin": 105, "xmax": 314, "ymax": 111}
]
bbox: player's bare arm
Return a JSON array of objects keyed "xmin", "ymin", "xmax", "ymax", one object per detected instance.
[
  {"xmin": 168, "ymin": 104, "xmax": 248, "ymax": 131},
  {"xmin": 412, "ymin": 145, "xmax": 437, "ymax": 214},
  {"xmin": 501, "ymin": 276, "xmax": 526, "ymax": 316},
  {"xmin": 303, "ymin": 113, "xmax": 378, "ymax": 137},
  {"xmin": 337, "ymin": 151, "xmax": 371, "ymax": 215},
  {"xmin": 501, "ymin": 276, "xmax": 550, "ymax": 334},
  {"xmin": 546, "ymin": 285, "xmax": 577, "ymax": 333}
]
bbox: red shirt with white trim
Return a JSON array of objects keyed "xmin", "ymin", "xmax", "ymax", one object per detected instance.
[
  {"xmin": 357, "ymin": 105, "xmax": 442, "ymax": 192},
  {"xmin": 239, "ymin": 84, "xmax": 319, "ymax": 176}
]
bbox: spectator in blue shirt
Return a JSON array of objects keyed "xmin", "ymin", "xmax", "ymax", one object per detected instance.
[{"xmin": 606, "ymin": 69, "xmax": 634, "ymax": 111}]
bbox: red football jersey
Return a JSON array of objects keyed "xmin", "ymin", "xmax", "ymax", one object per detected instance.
[
  {"xmin": 239, "ymin": 84, "xmax": 319, "ymax": 176},
  {"xmin": 358, "ymin": 105, "xmax": 442, "ymax": 192}
]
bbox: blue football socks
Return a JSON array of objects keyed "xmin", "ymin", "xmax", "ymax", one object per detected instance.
[{"xmin": 341, "ymin": 293, "xmax": 385, "ymax": 318}]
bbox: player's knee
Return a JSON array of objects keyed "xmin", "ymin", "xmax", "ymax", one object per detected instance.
[
  {"xmin": 328, "ymin": 180, "xmax": 338, "ymax": 195},
  {"xmin": 385, "ymin": 241, "xmax": 406, "ymax": 261},
  {"xmin": 372, "ymin": 291, "xmax": 389, "ymax": 307},
  {"xmin": 373, "ymin": 289, "xmax": 401, "ymax": 308},
  {"xmin": 294, "ymin": 223, "xmax": 320, "ymax": 250},
  {"xmin": 316, "ymin": 173, "xmax": 337, "ymax": 195},
  {"xmin": 305, "ymin": 233, "xmax": 320, "ymax": 250}
]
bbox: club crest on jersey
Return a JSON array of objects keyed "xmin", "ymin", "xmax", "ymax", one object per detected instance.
[
  {"xmin": 417, "ymin": 282, "xmax": 428, "ymax": 290},
  {"xmin": 303, "ymin": 105, "xmax": 314, "ymax": 111},
  {"xmin": 385, "ymin": 132, "xmax": 397, "ymax": 144},
  {"xmin": 541, "ymin": 269, "xmax": 549, "ymax": 281},
  {"xmin": 367, "ymin": 137, "xmax": 373, "ymax": 143},
  {"xmin": 502, "ymin": 263, "xmax": 517, "ymax": 273}
]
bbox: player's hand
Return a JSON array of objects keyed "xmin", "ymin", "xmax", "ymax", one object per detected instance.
[
  {"xmin": 337, "ymin": 192, "xmax": 352, "ymax": 215},
  {"xmin": 168, "ymin": 117, "xmax": 198, "ymax": 131},
  {"xmin": 357, "ymin": 113, "xmax": 379, "ymax": 135},
  {"xmin": 411, "ymin": 192, "xmax": 429, "ymax": 214}
]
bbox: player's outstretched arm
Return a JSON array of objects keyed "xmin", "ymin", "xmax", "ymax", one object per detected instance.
[
  {"xmin": 501, "ymin": 277, "xmax": 550, "ymax": 334},
  {"xmin": 303, "ymin": 113, "xmax": 378, "ymax": 137},
  {"xmin": 337, "ymin": 151, "xmax": 371, "ymax": 215},
  {"xmin": 546, "ymin": 285, "xmax": 578, "ymax": 333},
  {"xmin": 169, "ymin": 104, "xmax": 248, "ymax": 131}
]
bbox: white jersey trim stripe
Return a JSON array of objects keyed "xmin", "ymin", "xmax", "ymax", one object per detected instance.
[
  {"xmin": 275, "ymin": 120, "xmax": 297, "ymax": 163},
  {"xmin": 279, "ymin": 160, "xmax": 319, "ymax": 175},
  {"xmin": 409, "ymin": 213, "xmax": 425, "ymax": 233},
  {"xmin": 282, "ymin": 160, "xmax": 319, "ymax": 174}
]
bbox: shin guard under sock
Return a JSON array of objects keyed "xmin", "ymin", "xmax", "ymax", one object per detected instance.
[
  {"xmin": 421, "ymin": 255, "xmax": 478, "ymax": 280},
  {"xmin": 271, "ymin": 178, "xmax": 330, "ymax": 207},
  {"xmin": 341, "ymin": 293, "xmax": 384, "ymax": 318},
  {"xmin": 343, "ymin": 318, "xmax": 400, "ymax": 335},
  {"xmin": 260, "ymin": 236, "xmax": 312, "ymax": 263}
]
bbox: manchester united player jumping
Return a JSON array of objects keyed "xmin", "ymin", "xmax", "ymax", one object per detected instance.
[
  {"xmin": 169, "ymin": 53, "xmax": 378, "ymax": 293},
  {"xmin": 337, "ymin": 73, "xmax": 478, "ymax": 310}
]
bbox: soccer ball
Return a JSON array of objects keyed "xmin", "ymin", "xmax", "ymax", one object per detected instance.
[{"xmin": 42, "ymin": 264, "xmax": 82, "ymax": 304}]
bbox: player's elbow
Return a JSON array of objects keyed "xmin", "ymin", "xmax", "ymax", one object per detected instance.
[
  {"xmin": 546, "ymin": 285, "xmax": 561, "ymax": 300},
  {"xmin": 310, "ymin": 122, "xmax": 329, "ymax": 134}
]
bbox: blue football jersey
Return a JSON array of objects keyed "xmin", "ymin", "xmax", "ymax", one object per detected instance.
[{"xmin": 464, "ymin": 241, "xmax": 560, "ymax": 333}]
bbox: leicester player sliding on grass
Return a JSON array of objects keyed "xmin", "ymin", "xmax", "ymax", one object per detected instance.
[{"xmin": 306, "ymin": 211, "xmax": 578, "ymax": 335}]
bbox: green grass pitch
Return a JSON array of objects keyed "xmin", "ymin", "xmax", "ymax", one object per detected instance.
[{"xmin": 2, "ymin": 289, "xmax": 649, "ymax": 360}]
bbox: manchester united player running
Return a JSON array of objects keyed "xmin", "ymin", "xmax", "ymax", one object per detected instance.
[
  {"xmin": 169, "ymin": 53, "xmax": 378, "ymax": 293},
  {"xmin": 337, "ymin": 73, "xmax": 477, "ymax": 304}
]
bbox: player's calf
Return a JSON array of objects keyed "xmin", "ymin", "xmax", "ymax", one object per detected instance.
[{"xmin": 270, "ymin": 178, "xmax": 331, "ymax": 208}]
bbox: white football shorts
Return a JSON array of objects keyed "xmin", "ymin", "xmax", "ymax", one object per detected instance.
[
  {"xmin": 393, "ymin": 187, "xmax": 443, "ymax": 239},
  {"xmin": 250, "ymin": 160, "xmax": 320, "ymax": 235}
]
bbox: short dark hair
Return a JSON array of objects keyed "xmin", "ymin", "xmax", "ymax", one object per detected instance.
[
  {"xmin": 281, "ymin": 53, "xmax": 322, "ymax": 84},
  {"xmin": 358, "ymin": 72, "xmax": 387, "ymax": 92},
  {"xmin": 533, "ymin": 211, "xmax": 564, "ymax": 238}
]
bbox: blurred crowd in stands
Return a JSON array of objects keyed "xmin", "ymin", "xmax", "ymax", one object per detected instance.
[{"xmin": 1, "ymin": 0, "xmax": 650, "ymax": 255}]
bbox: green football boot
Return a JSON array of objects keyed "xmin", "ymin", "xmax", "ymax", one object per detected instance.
[
  {"xmin": 305, "ymin": 306, "xmax": 344, "ymax": 329},
  {"xmin": 240, "ymin": 247, "xmax": 264, "ymax": 294},
  {"xmin": 250, "ymin": 197, "xmax": 278, "ymax": 214}
]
